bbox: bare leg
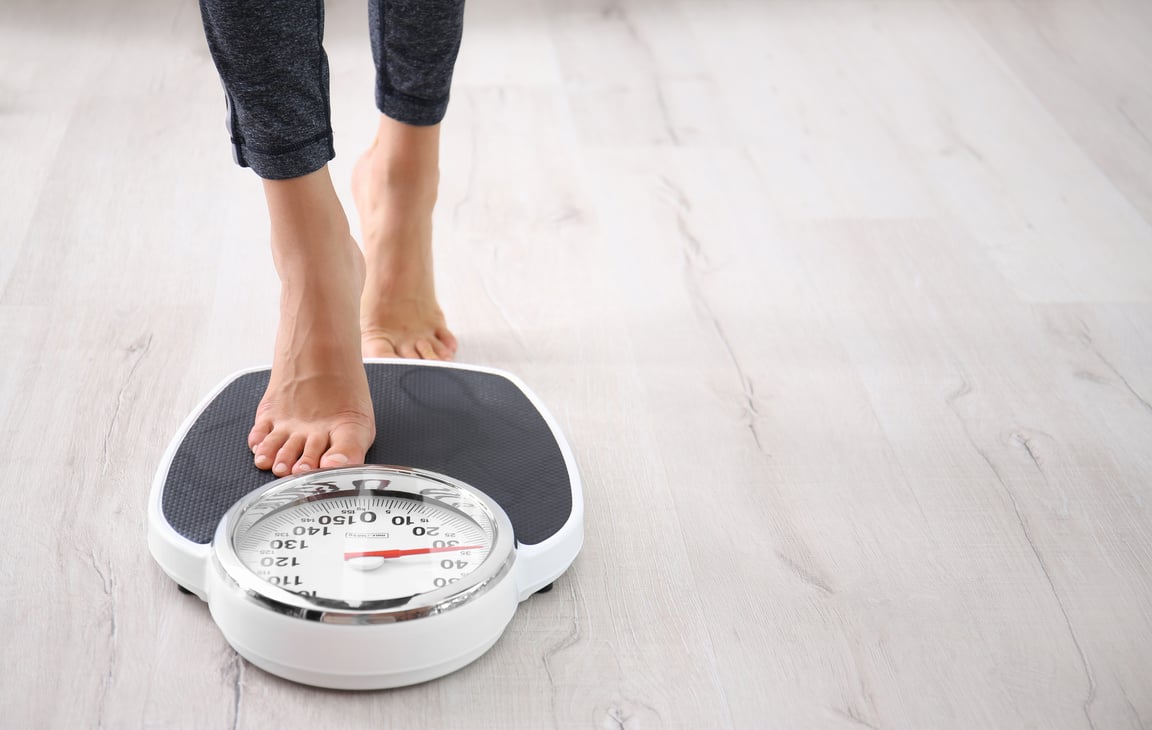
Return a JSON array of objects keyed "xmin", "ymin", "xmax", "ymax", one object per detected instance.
[
  {"xmin": 352, "ymin": 115, "xmax": 458, "ymax": 360},
  {"xmin": 248, "ymin": 167, "xmax": 376, "ymax": 476}
]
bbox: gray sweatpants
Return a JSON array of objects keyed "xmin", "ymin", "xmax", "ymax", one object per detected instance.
[{"xmin": 199, "ymin": 0, "xmax": 466, "ymax": 179}]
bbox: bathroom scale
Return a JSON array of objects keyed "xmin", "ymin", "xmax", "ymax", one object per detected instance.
[{"xmin": 147, "ymin": 359, "xmax": 583, "ymax": 689}]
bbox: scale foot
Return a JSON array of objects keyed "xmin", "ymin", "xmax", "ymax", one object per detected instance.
[
  {"xmin": 535, "ymin": 583, "xmax": 554, "ymax": 595},
  {"xmin": 177, "ymin": 584, "xmax": 194, "ymax": 595}
]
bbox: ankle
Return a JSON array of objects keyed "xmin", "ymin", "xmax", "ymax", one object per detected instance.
[
  {"xmin": 261, "ymin": 168, "xmax": 359, "ymax": 271},
  {"xmin": 357, "ymin": 117, "xmax": 442, "ymax": 209},
  {"xmin": 360, "ymin": 153, "xmax": 440, "ymax": 209},
  {"xmin": 264, "ymin": 167, "xmax": 346, "ymax": 226}
]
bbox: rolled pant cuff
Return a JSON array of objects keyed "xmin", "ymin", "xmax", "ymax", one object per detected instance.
[
  {"xmin": 377, "ymin": 88, "xmax": 450, "ymax": 127},
  {"xmin": 232, "ymin": 130, "xmax": 335, "ymax": 180}
]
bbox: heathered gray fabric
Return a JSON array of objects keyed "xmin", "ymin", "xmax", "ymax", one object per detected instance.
[
  {"xmin": 199, "ymin": 0, "xmax": 466, "ymax": 180},
  {"xmin": 370, "ymin": 0, "xmax": 465, "ymax": 126}
]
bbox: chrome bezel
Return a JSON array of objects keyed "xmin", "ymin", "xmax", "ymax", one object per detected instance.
[{"xmin": 211, "ymin": 465, "xmax": 516, "ymax": 624}]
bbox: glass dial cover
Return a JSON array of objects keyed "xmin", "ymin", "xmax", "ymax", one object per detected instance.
[{"xmin": 212, "ymin": 466, "xmax": 515, "ymax": 621}]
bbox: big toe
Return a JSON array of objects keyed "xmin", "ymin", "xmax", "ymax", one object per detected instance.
[
  {"xmin": 436, "ymin": 329, "xmax": 458, "ymax": 357},
  {"xmin": 362, "ymin": 332, "xmax": 399, "ymax": 359},
  {"xmin": 319, "ymin": 422, "xmax": 375, "ymax": 469}
]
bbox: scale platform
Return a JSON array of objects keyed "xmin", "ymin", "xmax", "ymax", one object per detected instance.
[{"xmin": 149, "ymin": 359, "xmax": 583, "ymax": 606}]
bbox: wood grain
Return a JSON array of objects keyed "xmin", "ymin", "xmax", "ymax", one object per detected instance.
[{"xmin": 1, "ymin": 0, "xmax": 1150, "ymax": 727}]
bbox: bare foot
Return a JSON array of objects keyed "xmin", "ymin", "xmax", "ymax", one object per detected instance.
[
  {"xmin": 247, "ymin": 168, "xmax": 376, "ymax": 477},
  {"xmin": 352, "ymin": 117, "xmax": 458, "ymax": 360}
]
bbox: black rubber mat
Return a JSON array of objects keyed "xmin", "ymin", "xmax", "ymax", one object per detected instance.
[{"xmin": 161, "ymin": 363, "xmax": 573, "ymax": 546}]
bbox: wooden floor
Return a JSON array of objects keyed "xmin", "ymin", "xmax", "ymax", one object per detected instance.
[{"xmin": 2, "ymin": 0, "xmax": 1151, "ymax": 727}]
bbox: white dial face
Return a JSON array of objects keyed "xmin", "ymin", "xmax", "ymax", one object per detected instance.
[{"xmin": 230, "ymin": 482, "xmax": 497, "ymax": 606}]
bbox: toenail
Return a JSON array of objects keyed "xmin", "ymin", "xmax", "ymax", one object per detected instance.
[
  {"xmin": 274, "ymin": 462, "xmax": 287, "ymax": 473},
  {"xmin": 297, "ymin": 464, "xmax": 313, "ymax": 473},
  {"xmin": 326, "ymin": 454, "xmax": 349, "ymax": 466},
  {"xmin": 255, "ymin": 454, "xmax": 270, "ymax": 467}
]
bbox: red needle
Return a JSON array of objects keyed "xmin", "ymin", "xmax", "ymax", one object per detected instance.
[{"xmin": 344, "ymin": 545, "xmax": 484, "ymax": 560}]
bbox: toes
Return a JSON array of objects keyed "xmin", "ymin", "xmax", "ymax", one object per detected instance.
[
  {"xmin": 257, "ymin": 426, "xmax": 370, "ymax": 474},
  {"xmin": 254, "ymin": 429, "xmax": 289, "ymax": 471},
  {"xmin": 429, "ymin": 337, "xmax": 453, "ymax": 361},
  {"xmin": 415, "ymin": 339, "xmax": 440, "ymax": 360},
  {"xmin": 397, "ymin": 341, "xmax": 419, "ymax": 359},
  {"xmin": 437, "ymin": 329, "xmax": 459, "ymax": 357},
  {"xmin": 293, "ymin": 434, "xmax": 327, "ymax": 474},
  {"xmin": 273, "ymin": 434, "xmax": 308, "ymax": 476},
  {"xmin": 319, "ymin": 452, "xmax": 351, "ymax": 469},
  {"xmin": 319, "ymin": 422, "xmax": 373, "ymax": 469},
  {"xmin": 363, "ymin": 329, "xmax": 457, "ymax": 361},
  {"xmin": 363, "ymin": 333, "xmax": 399, "ymax": 359},
  {"xmin": 248, "ymin": 418, "xmax": 273, "ymax": 452}
]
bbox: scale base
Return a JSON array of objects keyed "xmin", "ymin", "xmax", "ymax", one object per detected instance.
[
  {"xmin": 149, "ymin": 361, "xmax": 584, "ymax": 688},
  {"xmin": 232, "ymin": 634, "xmax": 506, "ymax": 691}
]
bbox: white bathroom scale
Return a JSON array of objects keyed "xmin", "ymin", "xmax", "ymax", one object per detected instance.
[{"xmin": 147, "ymin": 359, "xmax": 583, "ymax": 689}]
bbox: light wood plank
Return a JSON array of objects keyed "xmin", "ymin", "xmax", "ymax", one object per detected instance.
[{"xmin": 1, "ymin": 0, "xmax": 1150, "ymax": 727}]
